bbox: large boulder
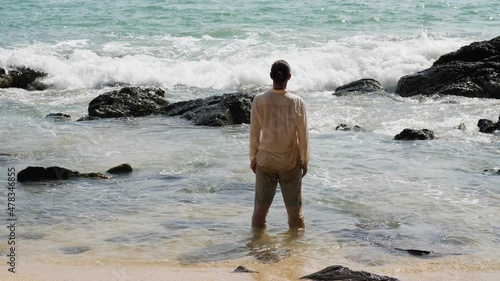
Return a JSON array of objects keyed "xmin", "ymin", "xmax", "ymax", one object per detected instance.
[
  {"xmin": 88, "ymin": 87, "xmax": 168, "ymax": 118},
  {"xmin": 17, "ymin": 166, "xmax": 110, "ymax": 182},
  {"xmin": 0, "ymin": 66, "xmax": 48, "ymax": 90},
  {"xmin": 396, "ymin": 36, "xmax": 500, "ymax": 99},
  {"xmin": 301, "ymin": 265, "xmax": 399, "ymax": 281},
  {"xmin": 159, "ymin": 92, "xmax": 253, "ymax": 126},
  {"xmin": 477, "ymin": 114, "xmax": 500, "ymax": 133},
  {"xmin": 394, "ymin": 129, "xmax": 436, "ymax": 140},
  {"xmin": 334, "ymin": 78, "xmax": 384, "ymax": 95}
]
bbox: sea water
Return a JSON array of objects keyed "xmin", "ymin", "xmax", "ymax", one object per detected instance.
[{"xmin": 0, "ymin": 0, "xmax": 499, "ymax": 278}]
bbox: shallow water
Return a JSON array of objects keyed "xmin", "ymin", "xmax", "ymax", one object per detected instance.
[{"xmin": 1, "ymin": 0, "xmax": 500, "ymax": 277}]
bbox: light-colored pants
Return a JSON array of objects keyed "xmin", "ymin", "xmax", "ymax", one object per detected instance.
[{"xmin": 252, "ymin": 163, "xmax": 304, "ymax": 229}]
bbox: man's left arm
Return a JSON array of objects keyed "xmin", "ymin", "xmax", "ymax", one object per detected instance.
[{"xmin": 297, "ymin": 100, "xmax": 309, "ymax": 177}]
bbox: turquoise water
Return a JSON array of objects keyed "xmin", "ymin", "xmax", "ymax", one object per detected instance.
[{"xmin": 1, "ymin": 0, "xmax": 500, "ymax": 279}]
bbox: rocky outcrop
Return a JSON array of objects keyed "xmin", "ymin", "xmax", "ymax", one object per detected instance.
[
  {"xmin": 0, "ymin": 66, "xmax": 48, "ymax": 90},
  {"xmin": 301, "ymin": 265, "xmax": 399, "ymax": 281},
  {"xmin": 477, "ymin": 114, "xmax": 500, "ymax": 133},
  {"xmin": 106, "ymin": 163, "xmax": 133, "ymax": 174},
  {"xmin": 394, "ymin": 129, "xmax": 436, "ymax": 140},
  {"xmin": 17, "ymin": 166, "xmax": 110, "ymax": 182},
  {"xmin": 334, "ymin": 78, "xmax": 384, "ymax": 95},
  {"xmin": 396, "ymin": 36, "xmax": 500, "ymax": 99},
  {"xmin": 159, "ymin": 92, "xmax": 253, "ymax": 126},
  {"xmin": 88, "ymin": 87, "xmax": 168, "ymax": 118}
]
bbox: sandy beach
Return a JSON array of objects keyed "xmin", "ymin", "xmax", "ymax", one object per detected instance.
[{"xmin": 3, "ymin": 254, "xmax": 500, "ymax": 281}]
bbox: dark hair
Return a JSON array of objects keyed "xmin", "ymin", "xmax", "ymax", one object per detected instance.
[{"xmin": 270, "ymin": 60, "xmax": 290, "ymax": 82}]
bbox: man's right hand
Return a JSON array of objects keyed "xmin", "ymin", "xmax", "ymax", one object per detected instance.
[{"xmin": 251, "ymin": 159, "xmax": 257, "ymax": 174}]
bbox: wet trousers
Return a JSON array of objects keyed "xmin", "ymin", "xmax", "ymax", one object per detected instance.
[{"xmin": 252, "ymin": 163, "xmax": 304, "ymax": 229}]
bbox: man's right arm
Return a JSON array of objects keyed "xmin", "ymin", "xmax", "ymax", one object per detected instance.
[{"xmin": 249, "ymin": 98, "xmax": 261, "ymax": 172}]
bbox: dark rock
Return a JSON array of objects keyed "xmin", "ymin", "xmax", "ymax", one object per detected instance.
[
  {"xmin": 45, "ymin": 113, "xmax": 72, "ymax": 122},
  {"xmin": 483, "ymin": 169, "xmax": 500, "ymax": 175},
  {"xmin": 456, "ymin": 123, "xmax": 466, "ymax": 131},
  {"xmin": 477, "ymin": 114, "xmax": 500, "ymax": 133},
  {"xmin": 17, "ymin": 166, "xmax": 110, "ymax": 182},
  {"xmin": 0, "ymin": 66, "xmax": 48, "ymax": 90},
  {"xmin": 301, "ymin": 265, "xmax": 399, "ymax": 281},
  {"xmin": 159, "ymin": 92, "xmax": 253, "ymax": 126},
  {"xmin": 107, "ymin": 163, "xmax": 133, "ymax": 174},
  {"xmin": 334, "ymin": 78, "xmax": 384, "ymax": 95},
  {"xmin": 394, "ymin": 129, "xmax": 436, "ymax": 140},
  {"xmin": 88, "ymin": 87, "xmax": 168, "ymax": 118},
  {"xmin": 233, "ymin": 266, "xmax": 258, "ymax": 273},
  {"xmin": 394, "ymin": 248, "xmax": 431, "ymax": 256},
  {"xmin": 396, "ymin": 36, "xmax": 500, "ymax": 99},
  {"xmin": 335, "ymin": 124, "xmax": 364, "ymax": 132}
]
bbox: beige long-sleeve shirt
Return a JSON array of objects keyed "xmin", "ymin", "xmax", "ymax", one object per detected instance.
[{"xmin": 249, "ymin": 89, "xmax": 309, "ymax": 170}]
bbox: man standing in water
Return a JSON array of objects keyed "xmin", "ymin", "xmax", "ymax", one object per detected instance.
[{"xmin": 249, "ymin": 60, "xmax": 310, "ymax": 230}]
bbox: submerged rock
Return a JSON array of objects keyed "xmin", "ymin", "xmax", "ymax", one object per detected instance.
[
  {"xmin": 17, "ymin": 166, "xmax": 110, "ymax": 182},
  {"xmin": 254, "ymin": 248, "xmax": 291, "ymax": 264},
  {"xmin": 233, "ymin": 266, "xmax": 258, "ymax": 273},
  {"xmin": 394, "ymin": 248, "xmax": 431, "ymax": 256},
  {"xmin": 477, "ymin": 114, "xmax": 500, "ymax": 133},
  {"xmin": 45, "ymin": 113, "xmax": 72, "ymax": 122},
  {"xmin": 334, "ymin": 78, "xmax": 384, "ymax": 95},
  {"xmin": 394, "ymin": 129, "xmax": 436, "ymax": 140},
  {"xmin": 456, "ymin": 123, "xmax": 467, "ymax": 131},
  {"xmin": 159, "ymin": 92, "xmax": 253, "ymax": 126},
  {"xmin": 335, "ymin": 123, "xmax": 364, "ymax": 132},
  {"xmin": 106, "ymin": 163, "xmax": 133, "ymax": 174},
  {"xmin": 88, "ymin": 87, "xmax": 168, "ymax": 118},
  {"xmin": 0, "ymin": 66, "xmax": 48, "ymax": 90},
  {"xmin": 396, "ymin": 36, "xmax": 500, "ymax": 99},
  {"xmin": 301, "ymin": 265, "xmax": 399, "ymax": 281}
]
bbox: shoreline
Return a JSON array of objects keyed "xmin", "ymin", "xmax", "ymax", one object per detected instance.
[{"xmin": 2, "ymin": 255, "xmax": 499, "ymax": 281}]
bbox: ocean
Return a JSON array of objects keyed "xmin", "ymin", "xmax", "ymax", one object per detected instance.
[{"xmin": 1, "ymin": 0, "xmax": 499, "ymax": 279}]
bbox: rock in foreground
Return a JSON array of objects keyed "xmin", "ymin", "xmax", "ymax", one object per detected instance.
[
  {"xmin": 88, "ymin": 87, "xmax": 168, "ymax": 118},
  {"xmin": 159, "ymin": 92, "xmax": 253, "ymax": 126},
  {"xmin": 334, "ymin": 78, "xmax": 384, "ymax": 95},
  {"xmin": 301, "ymin": 265, "xmax": 399, "ymax": 281},
  {"xmin": 394, "ymin": 129, "xmax": 436, "ymax": 140},
  {"xmin": 17, "ymin": 166, "xmax": 110, "ymax": 182},
  {"xmin": 396, "ymin": 36, "xmax": 500, "ymax": 99}
]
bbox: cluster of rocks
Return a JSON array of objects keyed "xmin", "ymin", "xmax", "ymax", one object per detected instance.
[
  {"xmin": 17, "ymin": 163, "xmax": 132, "ymax": 182},
  {"xmin": 47, "ymin": 87, "xmax": 254, "ymax": 127},
  {"xmin": 0, "ymin": 66, "xmax": 47, "ymax": 90}
]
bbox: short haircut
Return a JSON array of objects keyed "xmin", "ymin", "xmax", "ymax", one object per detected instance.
[{"xmin": 270, "ymin": 60, "xmax": 290, "ymax": 82}]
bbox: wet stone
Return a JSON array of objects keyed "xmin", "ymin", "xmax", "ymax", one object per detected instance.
[
  {"xmin": 61, "ymin": 246, "xmax": 90, "ymax": 255},
  {"xmin": 233, "ymin": 266, "xmax": 258, "ymax": 273},
  {"xmin": 301, "ymin": 265, "xmax": 400, "ymax": 281}
]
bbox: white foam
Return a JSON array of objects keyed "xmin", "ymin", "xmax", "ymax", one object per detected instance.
[{"xmin": 0, "ymin": 32, "xmax": 476, "ymax": 92}]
